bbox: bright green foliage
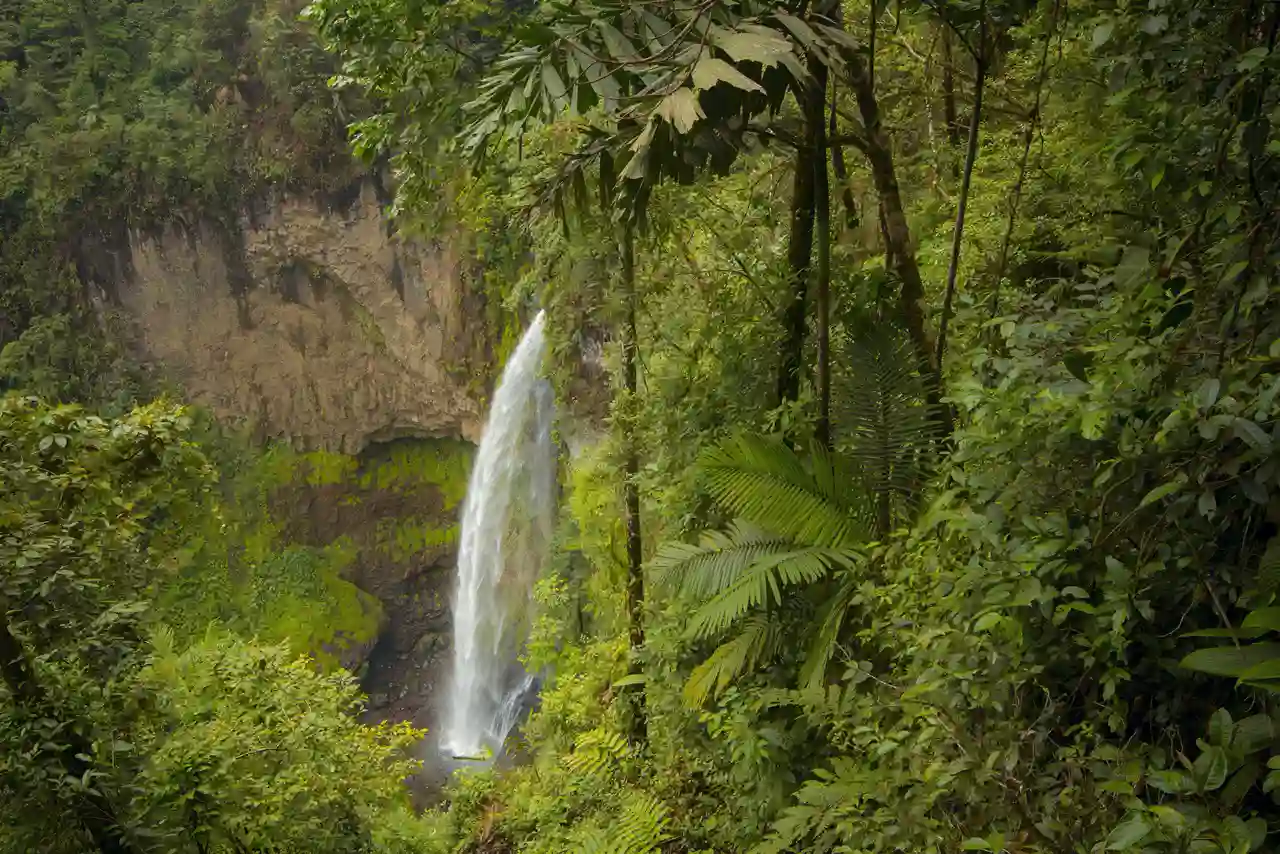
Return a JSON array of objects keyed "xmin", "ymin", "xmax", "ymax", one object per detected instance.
[
  {"xmin": 0, "ymin": 397, "xmax": 432, "ymax": 852},
  {"xmin": 131, "ymin": 629, "xmax": 421, "ymax": 852},
  {"xmin": 651, "ymin": 411, "xmax": 935, "ymax": 703}
]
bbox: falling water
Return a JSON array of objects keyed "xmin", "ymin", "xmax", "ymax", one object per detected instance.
[{"xmin": 442, "ymin": 310, "xmax": 555, "ymax": 758}]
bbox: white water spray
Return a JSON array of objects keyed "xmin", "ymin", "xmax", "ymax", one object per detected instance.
[{"xmin": 443, "ymin": 311, "xmax": 555, "ymax": 758}]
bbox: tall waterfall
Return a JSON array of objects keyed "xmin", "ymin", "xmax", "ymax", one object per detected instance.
[{"xmin": 442, "ymin": 310, "xmax": 555, "ymax": 758}]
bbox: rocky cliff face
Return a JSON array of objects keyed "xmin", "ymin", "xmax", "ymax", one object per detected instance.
[
  {"xmin": 105, "ymin": 182, "xmax": 491, "ymax": 798},
  {"xmin": 117, "ymin": 181, "xmax": 485, "ymax": 452}
]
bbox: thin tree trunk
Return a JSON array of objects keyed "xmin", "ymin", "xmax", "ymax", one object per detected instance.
[
  {"xmin": 845, "ymin": 53, "xmax": 950, "ymax": 431},
  {"xmin": 942, "ymin": 27, "xmax": 960, "ymax": 152},
  {"xmin": 0, "ymin": 613, "xmax": 138, "ymax": 854},
  {"xmin": 620, "ymin": 223, "xmax": 646, "ymax": 744},
  {"xmin": 936, "ymin": 11, "xmax": 987, "ymax": 372},
  {"xmin": 830, "ymin": 83, "xmax": 858, "ymax": 231},
  {"xmin": 990, "ymin": 0, "xmax": 1057, "ymax": 320},
  {"xmin": 777, "ymin": 112, "xmax": 817, "ymax": 406},
  {"xmin": 815, "ymin": 60, "xmax": 832, "ymax": 449}
]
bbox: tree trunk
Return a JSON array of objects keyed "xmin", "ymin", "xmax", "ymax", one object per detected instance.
[
  {"xmin": 814, "ymin": 61, "xmax": 832, "ymax": 449},
  {"xmin": 936, "ymin": 27, "xmax": 987, "ymax": 372},
  {"xmin": 845, "ymin": 53, "xmax": 949, "ymax": 431},
  {"xmin": 0, "ymin": 612, "xmax": 138, "ymax": 854},
  {"xmin": 776, "ymin": 116, "xmax": 817, "ymax": 407},
  {"xmin": 829, "ymin": 84, "xmax": 859, "ymax": 232},
  {"xmin": 619, "ymin": 223, "xmax": 646, "ymax": 744},
  {"xmin": 942, "ymin": 27, "xmax": 961, "ymax": 151}
]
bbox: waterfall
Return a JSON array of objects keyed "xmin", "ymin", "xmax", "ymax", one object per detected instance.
[{"xmin": 442, "ymin": 310, "xmax": 555, "ymax": 758}]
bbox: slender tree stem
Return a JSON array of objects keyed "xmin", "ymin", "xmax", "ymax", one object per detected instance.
[
  {"xmin": 942, "ymin": 25, "xmax": 960, "ymax": 155},
  {"xmin": 935, "ymin": 4, "xmax": 987, "ymax": 372},
  {"xmin": 815, "ymin": 61, "xmax": 832, "ymax": 449},
  {"xmin": 989, "ymin": 0, "xmax": 1059, "ymax": 320},
  {"xmin": 776, "ymin": 68, "xmax": 819, "ymax": 406},
  {"xmin": 620, "ymin": 222, "xmax": 646, "ymax": 744}
]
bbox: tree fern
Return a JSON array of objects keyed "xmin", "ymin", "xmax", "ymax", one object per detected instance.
[
  {"xmin": 575, "ymin": 790, "xmax": 671, "ymax": 854},
  {"xmin": 752, "ymin": 758, "xmax": 866, "ymax": 854},
  {"xmin": 832, "ymin": 326, "xmax": 939, "ymax": 534},
  {"xmin": 653, "ymin": 339, "xmax": 932, "ymax": 702},
  {"xmin": 798, "ymin": 571, "xmax": 860, "ymax": 690}
]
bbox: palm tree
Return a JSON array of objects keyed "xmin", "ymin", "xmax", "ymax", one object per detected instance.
[{"xmin": 651, "ymin": 328, "xmax": 937, "ymax": 704}]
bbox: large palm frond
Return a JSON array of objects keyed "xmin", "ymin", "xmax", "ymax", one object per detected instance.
[
  {"xmin": 651, "ymin": 521, "xmax": 799, "ymax": 600},
  {"xmin": 684, "ymin": 615, "xmax": 782, "ymax": 706},
  {"xmin": 700, "ymin": 433, "xmax": 867, "ymax": 548},
  {"xmin": 798, "ymin": 571, "xmax": 860, "ymax": 690},
  {"xmin": 686, "ymin": 546, "xmax": 852, "ymax": 639},
  {"xmin": 832, "ymin": 326, "xmax": 939, "ymax": 533}
]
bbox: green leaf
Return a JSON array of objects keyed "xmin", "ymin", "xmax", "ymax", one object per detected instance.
[
  {"xmin": 1194, "ymin": 746, "xmax": 1230, "ymax": 791},
  {"xmin": 1105, "ymin": 814, "xmax": 1151, "ymax": 850},
  {"xmin": 1147, "ymin": 769, "xmax": 1194, "ymax": 794},
  {"xmin": 1243, "ymin": 608, "xmax": 1280, "ymax": 632},
  {"xmin": 656, "ymin": 87, "xmax": 704, "ymax": 133},
  {"xmin": 1238, "ymin": 658, "xmax": 1280, "ymax": 684},
  {"xmin": 1234, "ymin": 715, "xmax": 1276, "ymax": 754},
  {"xmin": 1222, "ymin": 260, "xmax": 1250, "ymax": 284},
  {"xmin": 1209, "ymin": 708, "xmax": 1234, "ymax": 747},
  {"xmin": 1140, "ymin": 15, "xmax": 1168, "ymax": 34},
  {"xmin": 712, "ymin": 27, "xmax": 792, "ymax": 67},
  {"xmin": 1183, "ymin": 627, "xmax": 1269, "ymax": 639},
  {"xmin": 1082, "ymin": 408, "xmax": 1108, "ymax": 439},
  {"xmin": 1181, "ymin": 643, "xmax": 1280, "ymax": 677},
  {"xmin": 962, "ymin": 839, "xmax": 993, "ymax": 851},
  {"xmin": 691, "ymin": 57, "xmax": 764, "ymax": 93},
  {"xmin": 1092, "ymin": 21, "xmax": 1115, "ymax": 48},
  {"xmin": 974, "ymin": 612, "xmax": 1003, "ymax": 632},
  {"xmin": 595, "ymin": 21, "xmax": 640, "ymax": 61},
  {"xmin": 541, "ymin": 62, "xmax": 568, "ymax": 110},
  {"xmin": 1232, "ymin": 418, "xmax": 1272, "ymax": 452},
  {"xmin": 1149, "ymin": 805, "xmax": 1186, "ymax": 829},
  {"xmin": 1139, "ymin": 475, "xmax": 1186, "ymax": 508},
  {"xmin": 1196, "ymin": 378, "xmax": 1221, "ymax": 409}
]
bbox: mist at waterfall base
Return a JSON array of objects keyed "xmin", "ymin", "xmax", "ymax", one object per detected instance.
[{"xmin": 441, "ymin": 310, "xmax": 555, "ymax": 760}]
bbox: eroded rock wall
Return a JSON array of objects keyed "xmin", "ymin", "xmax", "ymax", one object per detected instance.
[{"xmin": 118, "ymin": 181, "xmax": 484, "ymax": 453}]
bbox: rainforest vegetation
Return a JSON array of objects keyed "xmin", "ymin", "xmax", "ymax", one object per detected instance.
[{"xmin": 5, "ymin": 0, "xmax": 1280, "ymax": 851}]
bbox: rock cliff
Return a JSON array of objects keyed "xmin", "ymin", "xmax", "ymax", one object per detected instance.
[{"xmin": 117, "ymin": 181, "xmax": 485, "ymax": 452}]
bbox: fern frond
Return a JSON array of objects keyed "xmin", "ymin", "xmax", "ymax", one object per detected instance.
[
  {"xmin": 687, "ymin": 548, "xmax": 848, "ymax": 639},
  {"xmin": 649, "ymin": 521, "xmax": 796, "ymax": 599},
  {"xmin": 562, "ymin": 727, "xmax": 629, "ymax": 777},
  {"xmin": 684, "ymin": 616, "xmax": 781, "ymax": 705},
  {"xmin": 798, "ymin": 570, "xmax": 861, "ymax": 690},
  {"xmin": 752, "ymin": 758, "xmax": 864, "ymax": 854},
  {"xmin": 701, "ymin": 433, "xmax": 866, "ymax": 548},
  {"xmin": 833, "ymin": 327, "xmax": 938, "ymax": 532},
  {"xmin": 613, "ymin": 790, "xmax": 671, "ymax": 854}
]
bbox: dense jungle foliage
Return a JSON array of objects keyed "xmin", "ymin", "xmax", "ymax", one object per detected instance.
[{"xmin": 6, "ymin": 0, "xmax": 1280, "ymax": 851}]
